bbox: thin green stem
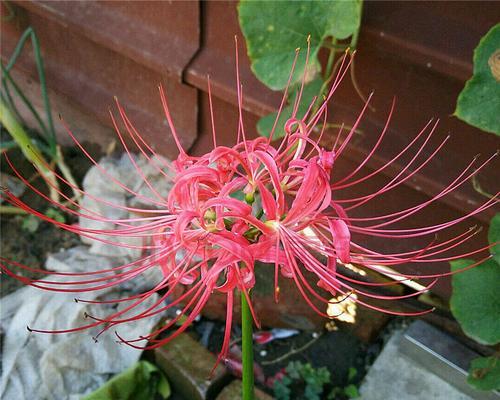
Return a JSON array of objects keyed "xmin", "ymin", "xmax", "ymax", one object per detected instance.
[
  {"xmin": 324, "ymin": 43, "xmax": 337, "ymax": 81},
  {"xmin": 31, "ymin": 30, "xmax": 57, "ymax": 154},
  {"xmin": 0, "ymin": 98, "xmax": 60, "ymax": 202},
  {"xmin": 4, "ymin": 27, "xmax": 57, "ymax": 155},
  {"xmin": 0, "ymin": 205, "xmax": 28, "ymax": 215},
  {"xmin": 317, "ymin": 43, "xmax": 337, "ymax": 113},
  {"xmin": 350, "ymin": 0, "xmax": 364, "ymax": 50},
  {"xmin": 241, "ymin": 291, "xmax": 254, "ymax": 400},
  {"xmin": 472, "ymin": 175, "xmax": 494, "ymax": 199},
  {"xmin": 1, "ymin": 72, "xmax": 27, "ymax": 126},
  {"xmin": 56, "ymin": 145, "xmax": 82, "ymax": 203},
  {"xmin": 2, "ymin": 63, "xmax": 50, "ymax": 144}
]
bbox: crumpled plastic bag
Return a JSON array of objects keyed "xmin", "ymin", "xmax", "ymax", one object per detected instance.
[
  {"xmin": 1, "ymin": 153, "xmax": 170, "ymax": 400},
  {"xmin": 0, "ymin": 247, "xmax": 164, "ymax": 400},
  {"xmin": 79, "ymin": 153, "xmax": 172, "ymax": 258}
]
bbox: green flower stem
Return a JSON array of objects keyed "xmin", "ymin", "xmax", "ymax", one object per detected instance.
[
  {"xmin": 56, "ymin": 145, "xmax": 82, "ymax": 203},
  {"xmin": 0, "ymin": 205, "xmax": 28, "ymax": 215},
  {"xmin": 241, "ymin": 291, "xmax": 255, "ymax": 400},
  {"xmin": 349, "ymin": 0, "xmax": 363, "ymax": 50},
  {"xmin": 0, "ymin": 98, "xmax": 60, "ymax": 202},
  {"xmin": 324, "ymin": 42, "xmax": 337, "ymax": 80}
]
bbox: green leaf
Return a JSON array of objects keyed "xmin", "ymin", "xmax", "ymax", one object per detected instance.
[
  {"xmin": 327, "ymin": 387, "xmax": 342, "ymax": 400},
  {"xmin": 273, "ymin": 377, "xmax": 292, "ymax": 400},
  {"xmin": 2, "ymin": 27, "xmax": 57, "ymax": 152},
  {"xmin": 286, "ymin": 361, "xmax": 301, "ymax": 380},
  {"xmin": 450, "ymin": 258, "xmax": 500, "ymax": 345},
  {"xmin": 82, "ymin": 361, "xmax": 171, "ymax": 400},
  {"xmin": 239, "ymin": 0, "xmax": 361, "ymax": 90},
  {"xmin": 45, "ymin": 208, "xmax": 66, "ymax": 223},
  {"xmin": 344, "ymin": 384, "xmax": 360, "ymax": 398},
  {"xmin": 467, "ymin": 356, "xmax": 500, "ymax": 391},
  {"xmin": 455, "ymin": 24, "xmax": 500, "ymax": 135},
  {"xmin": 489, "ymin": 213, "xmax": 500, "ymax": 264},
  {"xmin": 257, "ymin": 78, "xmax": 324, "ymax": 138},
  {"xmin": 21, "ymin": 214, "xmax": 40, "ymax": 233},
  {"xmin": 347, "ymin": 366, "xmax": 357, "ymax": 382}
]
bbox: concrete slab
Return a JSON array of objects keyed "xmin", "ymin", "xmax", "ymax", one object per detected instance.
[{"xmin": 359, "ymin": 330, "xmax": 472, "ymax": 400}]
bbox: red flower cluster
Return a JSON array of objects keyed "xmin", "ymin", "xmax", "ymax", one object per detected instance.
[{"xmin": 1, "ymin": 51, "xmax": 497, "ymax": 365}]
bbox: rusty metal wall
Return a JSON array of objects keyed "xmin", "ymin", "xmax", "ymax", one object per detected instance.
[
  {"xmin": 1, "ymin": 1, "xmax": 200, "ymax": 156},
  {"xmin": 188, "ymin": 1, "xmax": 499, "ymax": 301}
]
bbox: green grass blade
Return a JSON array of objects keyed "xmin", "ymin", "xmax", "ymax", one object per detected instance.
[
  {"xmin": 1, "ymin": 63, "xmax": 51, "ymax": 144},
  {"xmin": 4, "ymin": 27, "xmax": 57, "ymax": 155},
  {"xmin": 0, "ymin": 97, "xmax": 59, "ymax": 201}
]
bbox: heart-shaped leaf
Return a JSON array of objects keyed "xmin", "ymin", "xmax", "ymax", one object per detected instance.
[
  {"xmin": 238, "ymin": 0, "xmax": 361, "ymax": 90},
  {"xmin": 455, "ymin": 24, "xmax": 500, "ymax": 135},
  {"xmin": 450, "ymin": 258, "xmax": 500, "ymax": 345}
]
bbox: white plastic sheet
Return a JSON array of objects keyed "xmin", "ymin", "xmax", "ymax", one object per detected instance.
[
  {"xmin": 1, "ymin": 153, "xmax": 171, "ymax": 400},
  {"xmin": 1, "ymin": 247, "xmax": 163, "ymax": 400}
]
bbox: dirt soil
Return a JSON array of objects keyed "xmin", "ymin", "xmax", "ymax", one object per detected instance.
[
  {"xmin": 1, "ymin": 143, "xmax": 97, "ymax": 297},
  {"xmin": 0, "ymin": 216, "xmax": 81, "ymax": 296},
  {"xmin": 199, "ymin": 317, "xmax": 399, "ymax": 400}
]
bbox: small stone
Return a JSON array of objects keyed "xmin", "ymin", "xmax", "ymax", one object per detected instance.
[
  {"xmin": 216, "ymin": 380, "xmax": 273, "ymax": 400},
  {"xmin": 154, "ymin": 333, "xmax": 229, "ymax": 400},
  {"xmin": 0, "ymin": 172, "xmax": 25, "ymax": 201}
]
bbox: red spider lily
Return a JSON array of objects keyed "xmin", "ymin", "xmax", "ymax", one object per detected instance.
[{"xmin": 1, "ymin": 47, "xmax": 498, "ymax": 370}]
